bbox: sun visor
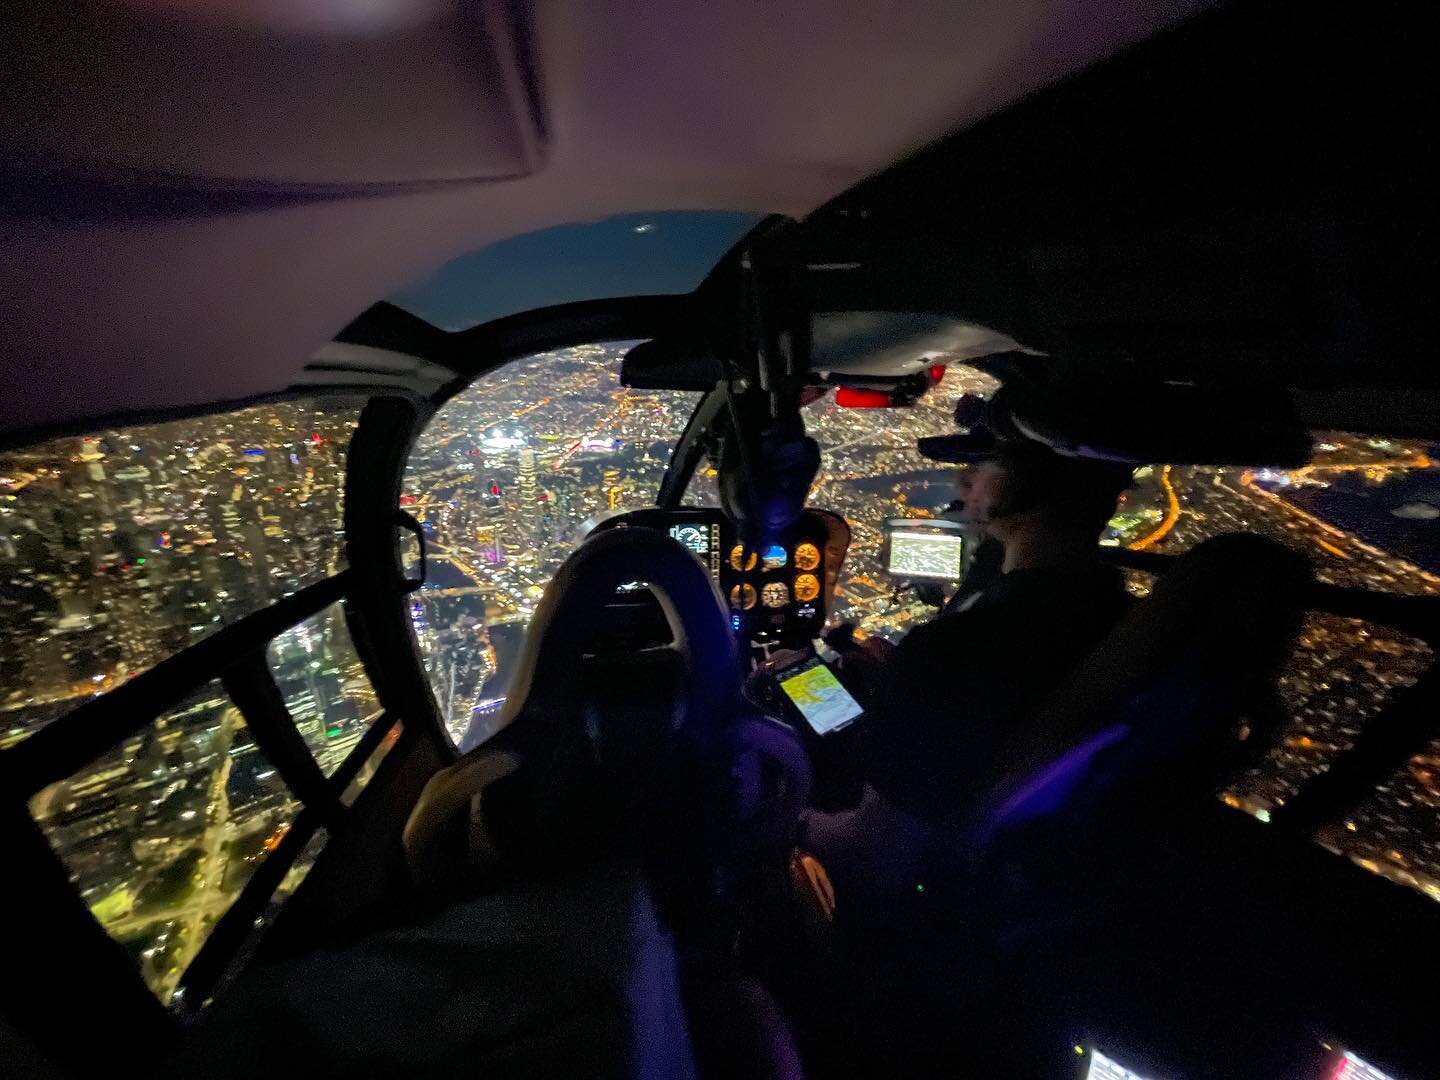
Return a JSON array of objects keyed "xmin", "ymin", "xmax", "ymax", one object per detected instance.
[
  {"xmin": 620, "ymin": 338, "xmax": 722, "ymax": 393},
  {"xmin": 4, "ymin": 0, "xmax": 547, "ymax": 189}
]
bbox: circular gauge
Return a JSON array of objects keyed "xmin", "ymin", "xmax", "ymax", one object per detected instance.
[
  {"xmin": 729, "ymin": 583, "xmax": 757, "ymax": 610},
  {"xmin": 793, "ymin": 573, "xmax": 820, "ymax": 602},
  {"xmin": 671, "ymin": 525, "xmax": 707, "ymax": 555},
  {"xmin": 729, "ymin": 544, "xmax": 757, "ymax": 571},
  {"xmin": 761, "ymin": 543, "xmax": 788, "ymax": 570},
  {"xmin": 761, "ymin": 582, "xmax": 790, "ymax": 609},
  {"xmin": 794, "ymin": 542, "xmax": 820, "ymax": 571}
]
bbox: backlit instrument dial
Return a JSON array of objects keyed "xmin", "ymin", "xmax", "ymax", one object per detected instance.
[
  {"xmin": 729, "ymin": 584, "xmax": 757, "ymax": 610},
  {"xmin": 761, "ymin": 582, "xmax": 790, "ymax": 609},
  {"xmin": 793, "ymin": 573, "xmax": 820, "ymax": 602},
  {"xmin": 670, "ymin": 525, "xmax": 707, "ymax": 555},
  {"xmin": 794, "ymin": 542, "xmax": 820, "ymax": 571},
  {"xmin": 729, "ymin": 545, "xmax": 757, "ymax": 571}
]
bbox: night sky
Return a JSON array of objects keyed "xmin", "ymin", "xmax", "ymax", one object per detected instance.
[{"xmin": 389, "ymin": 211, "xmax": 761, "ymax": 331}]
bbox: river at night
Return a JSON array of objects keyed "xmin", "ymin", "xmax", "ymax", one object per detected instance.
[{"xmin": 1263, "ymin": 464, "xmax": 1440, "ymax": 573}]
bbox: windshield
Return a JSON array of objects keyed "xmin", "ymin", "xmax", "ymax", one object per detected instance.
[
  {"xmin": 804, "ymin": 366, "xmax": 999, "ymax": 638},
  {"xmin": 402, "ymin": 342, "xmax": 704, "ymax": 749},
  {"xmin": 390, "ymin": 213, "xmax": 761, "ymax": 331}
]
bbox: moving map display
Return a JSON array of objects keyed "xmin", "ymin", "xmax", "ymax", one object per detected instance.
[
  {"xmin": 887, "ymin": 528, "xmax": 965, "ymax": 580},
  {"xmin": 778, "ymin": 658, "xmax": 863, "ymax": 735}
]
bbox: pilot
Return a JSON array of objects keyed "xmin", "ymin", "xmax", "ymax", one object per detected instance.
[{"xmin": 803, "ymin": 418, "xmax": 1136, "ymax": 915}]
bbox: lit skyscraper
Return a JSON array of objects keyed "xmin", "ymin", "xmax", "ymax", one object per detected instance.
[{"xmin": 517, "ymin": 446, "xmax": 540, "ymax": 537}]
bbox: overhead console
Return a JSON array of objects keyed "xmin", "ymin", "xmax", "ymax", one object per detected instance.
[
  {"xmin": 621, "ymin": 213, "xmax": 1318, "ymax": 465},
  {"xmin": 619, "ymin": 218, "xmax": 1027, "ymax": 397}
]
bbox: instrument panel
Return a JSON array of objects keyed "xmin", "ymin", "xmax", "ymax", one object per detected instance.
[
  {"xmin": 722, "ymin": 509, "xmax": 850, "ymax": 648},
  {"xmin": 588, "ymin": 507, "xmax": 851, "ymax": 649}
]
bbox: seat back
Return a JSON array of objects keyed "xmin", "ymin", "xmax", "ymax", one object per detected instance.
[
  {"xmin": 396, "ymin": 528, "xmax": 806, "ymax": 1078},
  {"xmin": 404, "ymin": 527, "xmax": 736, "ymax": 888},
  {"xmin": 889, "ymin": 538, "xmax": 1309, "ymax": 1070},
  {"xmin": 977, "ymin": 533, "xmax": 1309, "ymax": 851}
]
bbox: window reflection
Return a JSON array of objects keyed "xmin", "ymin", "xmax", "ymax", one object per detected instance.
[{"xmin": 266, "ymin": 603, "xmax": 382, "ymax": 776}]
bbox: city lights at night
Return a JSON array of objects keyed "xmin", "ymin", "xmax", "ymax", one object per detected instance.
[
  {"xmin": 4, "ymin": 344, "xmax": 1440, "ymax": 1012},
  {"xmin": 1, "ymin": 400, "xmax": 376, "ymax": 1002}
]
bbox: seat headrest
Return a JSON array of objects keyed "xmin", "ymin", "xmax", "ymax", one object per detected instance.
[
  {"xmin": 491, "ymin": 526, "xmax": 735, "ymax": 748},
  {"xmin": 404, "ymin": 528, "xmax": 736, "ymax": 889}
]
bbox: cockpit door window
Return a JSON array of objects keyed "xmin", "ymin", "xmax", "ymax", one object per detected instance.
[
  {"xmin": 0, "ymin": 399, "xmax": 359, "ymax": 747},
  {"xmin": 27, "ymin": 681, "xmax": 303, "ymax": 1006},
  {"xmin": 1, "ymin": 395, "xmax": 402, "ymax": 1017}
]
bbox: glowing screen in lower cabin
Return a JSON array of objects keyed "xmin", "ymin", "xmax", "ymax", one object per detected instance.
[
  {"xmin": 1086, "ymin": 1049, "xmax": 1159, "ymax": 1080},
  {"xmin": 1332, "ymin": 1051, "xmax": 1396, "ymax": 1080}
]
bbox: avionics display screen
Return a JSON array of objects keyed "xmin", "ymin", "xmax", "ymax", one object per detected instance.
[
  {"xmin": 888, "ymin": 529, "xmax": 964, "ymax": 580},
  {"xmin": 778, "ymin": 658, "xmax": 863, "ymax": 735},
  {"xmin": 1085, "ymin": 1049, "xmax": 1159, "ymax": 1080},
  {"xmin": 667, "ymin": 521, "xmax": 722, "ymax": 582},
  {"xmin": 667, "ymin": 522, "xmax": 712, "ymax": 557}
]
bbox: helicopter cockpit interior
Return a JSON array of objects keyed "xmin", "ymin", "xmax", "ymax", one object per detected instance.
[{"xmin": 5, "ymin": 3, "xmax": 1440, "ymax": 1079}]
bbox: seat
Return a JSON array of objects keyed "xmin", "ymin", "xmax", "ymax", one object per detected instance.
[
  {"xmin": 976, "ymin": 532, "xmax": 1310, "ymax": 870},
  {"xmin": 403, "ymin": 526, "xmax": 739, "ymax": 890},
  {"xmin": 399, "ymin": 527, "xmax": 810, "ymax": 1079},
  {"xmin": 939, "ymin": 533, "xmax": 1311, "ymax": 1076},
  {"xmin": 158, "ymin": 530, "xmax": 805, "ymax": 1079},
  {"xmin": 793, "ymin": 534, "xmax": 1311, "ymax": 1077},
  {"xmin": 806, "ymin": 532, "xmax": 1308, "ymax": 926}
]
